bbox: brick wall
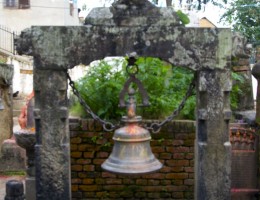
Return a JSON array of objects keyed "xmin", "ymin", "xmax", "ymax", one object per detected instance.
[{"xmin": 70, "ymin": 118, "xmax": 196, "ymax": 200}]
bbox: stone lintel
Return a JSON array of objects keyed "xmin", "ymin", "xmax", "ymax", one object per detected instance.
[{"xmin": 16, "ymin": 26, "xmax": 231, "ymax": 71}]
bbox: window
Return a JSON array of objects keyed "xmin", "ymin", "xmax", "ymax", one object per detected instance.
[
  {"xmin": 19, "ymin": 0, "xmax": 30, "ymax": 9},
  {"xmin": 4, "ymin": 0, "xmax": 30, "ymax": 9},
  {"xmin": 5, "ymin": 0, "xmax": 16, "ymax": 7}
]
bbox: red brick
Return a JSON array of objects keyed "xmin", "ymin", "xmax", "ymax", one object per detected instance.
[
  {"xmin": 78, "ymin": 172, "xmax": 87, "ymax": 178},
  {"xmin": 123, "ymin": 178, "xmax": 135, "ymax": 185},
  {"xmin": 184, "ymin": 179, "xmax": 194, "ymax": 185},
  {"xmin": 160, "ymin": 180, "xmax": 171, "ymax": 185},
  {"xmin": 93, "ymin": 159, "xmax": 105, "ymax": 165},
  {"xmin": 96, "ymin": 152, "xmax": 109, "ymax": 158},
  {"xmin": 185, "ymin": 153, "xmax": 194, "ymax": 160},
  {"xmin": 79, "ymin": 185, "xmax": 100, "ymax": 192},
  {"xmin": 190, "ymin": 160, "xmax": 194, "ymax": 166},
  {"xmin": 165, "ymin": 185, "xmax": 189, "ymax": 192},
  {"xmin": 71, "ymin": 165, "xmax": 83, "ymax": 171},
  {"xmin": 71, "ymin": 178, "xmax": 82, "ymax": 184},
  {"xmin": 184, "ymin": 167, "xmax": 194, "ymax": 173},
  {"xmin": 105, "ymin": 178, "xmax": 122, "ymax": 185},
  {"xmin": 147, "ymin": 179, "xmax": 160, "ymax": 186},
  {"xmin": 103, "ymin": 185, "xmax": 125, "ymax": 191},
  {"xmin": 71, "ymin": 158, "xmax": 76, "ymax": 165},
  {"xmin": 160, "ymin": 153, "xmax": 172, "ymax": 159},
  {"xmin": 102, "ymin": 172, "xmax": 116, "ymax": 178},
  {"xmin": 172, "ymin": 180, "xmax": 184, "ymax": 185},
  {"xmin": 166, "ymin": 160, "xmax": 189, "ymax": 167},
  {"xmin": 136, "ymin": 179, "xmax": 147, "ymax": 185},
  {"xmin": 174, "ymin": 146, "xmax": 190, "ymax": 153},
  {"xmin": 96, "ymin": 138, "xmax": 107, "ymax": 145},
  {"xmin": 152, "ymin": 146, "xmax": 165, "ymax": 153},
  {"xmin": 71, "ymin": 152, "xmax": 82, "ymax": 158},
  {"xmin": 96, "ymin": 191, "xmax": 109, "ymax": 198},
  {"xmin": 172, "ymin": 140, "xmax": 184, "ymax": 146},
  {"xmin": 71, "ymin": 185, "xmax": 78, "ymax": 192},
  {"xmin": 173, "ymin": 153, "xmax": 185, "ymax": 159},
  {"xmin": 175, "ymin": 134, "xmax": 188, "ymax": 140},
  {"xmin": 183, "ymin": 139, "xmax": 194, "ymax": 147},
  {"xmin": 82, "ymin": 178, "xmax": 94, "ymax": 185},
  {"xmin": 166, "ymin": 147, "xmax": 174, "ymax": 153},
  {"xmin": 142, "ymin": 173, "xmax": 165, "ymax": 179},
  {"xmin": 171, "ymin": 167, "xmax": 184, "ymax": 172},
  {"xmin": 189, "ymin": 173, "xmax": 194, "ymax": 179},
  {"xmin": 83, "ymin": 151, "xmax": 95, "ymax": 158},
  {"xmin": 83, "ymin": 165, "xmax": 95, "ymax": 171},
  {"xmin": 95, "ymin": 178, "xmax": 105, "ymax": 184},
  {"xmin": 71, "ymin": 137, "xmax": 82, "ymax": 144},
  {"xmin": 82, "ymin": 192, "xmax": 95, "ymax": 198},
  {"xmin": 147, "ymin": 192, "xmax": 161, "ymax": 199},
  {"xmin": 76, "ymin": 159, "xmax": 91, "ymax": 165},
  {"xmin": 172, "ymin": 191, "xmax": 184, "ymax": 198},
  {"xmin": 165, "ymin": 173, "xmax": 188, "ymax": 180},
  {"xmin": 142, "ymin": 186, "xmax": 164, "ymax": 192},
  {"xmin": 160, "ymin": 166, "xmax": 172, "ymax": 173},
  {"xmin": 71, "ymin": 144, "xmax": 78, "ymax": 151}
]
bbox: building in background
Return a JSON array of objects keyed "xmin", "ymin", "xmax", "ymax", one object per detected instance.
[{"xmin": 0, "ymin": 0, "xmax": 80, "ymax": 97}]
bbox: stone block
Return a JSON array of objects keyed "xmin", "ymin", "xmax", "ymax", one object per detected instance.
[
  {"xmin": 26, "ymin": 177, "xmax": 36, "ymax": 200},
  {"xmin": 0, "ymin": 139, "xmax": 26, "ymax": 171}
]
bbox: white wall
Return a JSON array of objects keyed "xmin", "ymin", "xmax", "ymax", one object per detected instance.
[
  {"xmin": 0, "ymin": 0, "xmax": 80, "ymax": 97},
  {"xmin": 7, "ymin": 56, "xmax": 33, "ymax": 96},
  {"xmin": 0, "ymin": 0, "xmax": 79, "ymax": 33}
]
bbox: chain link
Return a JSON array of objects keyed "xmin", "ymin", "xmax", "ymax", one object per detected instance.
[{"xmin": 65, "ymin": 69, "xmax": 196, "ymax": 133}]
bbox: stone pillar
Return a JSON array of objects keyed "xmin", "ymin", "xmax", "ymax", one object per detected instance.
[
  {"xmin": 0, "ymin": 64, "xmax": 13, "ymax": 151},
  {"xmin": 34, "ymin": 68, "xmax": 71, "ymax": 200},
  {"xmin": 195, "ymin": 69, "xmax": 232, "ymax": 200}
]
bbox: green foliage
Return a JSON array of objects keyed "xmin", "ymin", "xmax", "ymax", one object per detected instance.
[
  {"xmin": 221, "ymin": 0, "xmax": 260, "ymax": 42},
  {"xmin": 0, "ymin": 171, "xmax": 26, "ymax": 176},
  {"xmin": 70, "ymin": 57, "xmax": 245, "ymax": 121},
  {"xmin": 176, "ymin": 10, "xmax": 190, "ymax": 25},
  {"xmin": 0, "ymin": 55, "xmax": 7, "ymax": 64},
  {"xmin": 230, "ymin": 72, "xmax": 245, "ymax": 110},
  {"xmin": 70, "ymin": 57, "xmax": 195, "ymax": 120}
]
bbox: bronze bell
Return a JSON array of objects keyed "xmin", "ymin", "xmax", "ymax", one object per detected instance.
[{"xmin": 101, "ymin": 88, "xmax": 162, "ymax": 174}]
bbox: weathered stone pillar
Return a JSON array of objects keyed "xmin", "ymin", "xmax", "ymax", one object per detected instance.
[
  {"xmin": 0, "ymin": 63, "xmax": 13, "ymax": 150},
  {"xmin": 195, "ymin": 69, "xmax": 232, "ymax": 200},
  {"xmin": 34, "ymin": 68, "xmax": 71, "ymax": 200}
]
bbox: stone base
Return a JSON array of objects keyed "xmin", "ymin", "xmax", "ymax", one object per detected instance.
[
  {"xmin": 0, "ymin": 138, "xmax": 26, "ymax": 171},
  {"xmin": 26, "ymin": 177, "xmax": 36, "ymax": 200}
]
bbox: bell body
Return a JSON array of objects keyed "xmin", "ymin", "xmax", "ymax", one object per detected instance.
[{"xmin": 102, "ymin": 117, "xmax": 162, "ymax": 174}]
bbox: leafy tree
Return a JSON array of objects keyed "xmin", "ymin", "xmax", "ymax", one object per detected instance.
[
  {"xmin": 151, "ymin": 0, "xmax": 227, "ymax": 10},
  {"xmin": 221, "ymin": 0, "xmax": 260, "ymax": 43}
]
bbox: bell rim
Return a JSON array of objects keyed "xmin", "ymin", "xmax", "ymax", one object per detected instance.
[{"xmin": 101, "ymin": 160, "xmax": 163, "ymax": 175}]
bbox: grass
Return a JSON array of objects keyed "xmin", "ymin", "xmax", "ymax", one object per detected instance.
[{"xmin": 0, "ymin": 171, "xmax": 26, "ymax": 176}]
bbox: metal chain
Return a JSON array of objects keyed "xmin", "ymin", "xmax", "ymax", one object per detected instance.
[
  {"xmin": 65, "ymin": 69, "xmax": 196, "ymax": 133},
  {"xmin": 146, "ymin": 77, "xmax": 196, "ymax": 133},
  {"xmin": 65, "ymin": 70, "xmax": 118, "ymax": 132}
]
